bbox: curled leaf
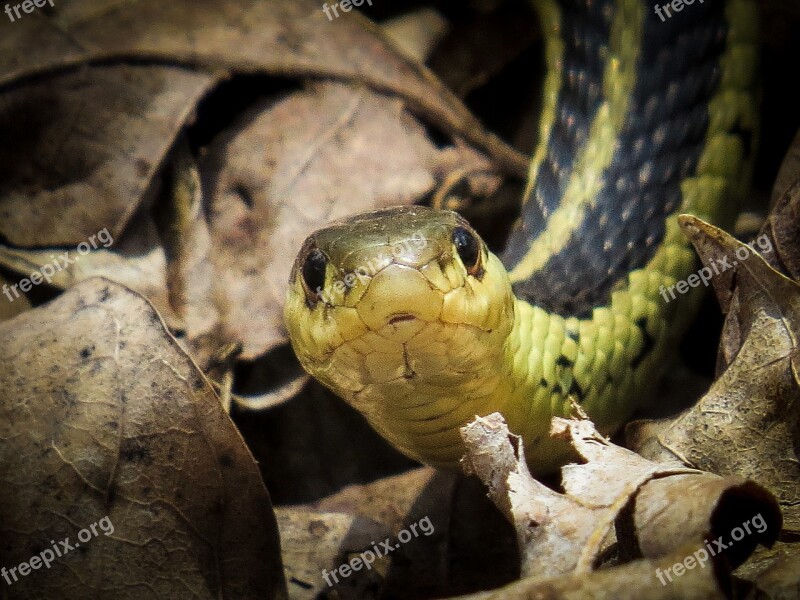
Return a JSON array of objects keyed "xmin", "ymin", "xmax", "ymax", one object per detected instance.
[{"xmin": 461, "ymin": 413, "xmax": 780, "ymax": 582}]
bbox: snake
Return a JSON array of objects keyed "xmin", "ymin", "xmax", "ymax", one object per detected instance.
[{"xmin": 284, "ymin": 0, "xmax": 759, "ymax": 473}]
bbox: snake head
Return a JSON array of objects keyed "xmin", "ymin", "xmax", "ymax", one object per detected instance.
[{"xmin": 284, "ymin": 205, "xmax": 516, "ymax": 465}]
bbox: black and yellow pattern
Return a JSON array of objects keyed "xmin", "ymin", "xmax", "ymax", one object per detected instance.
[{"xmin": 284, "ymin": 0, "xmax": 759, "ymax": 473}]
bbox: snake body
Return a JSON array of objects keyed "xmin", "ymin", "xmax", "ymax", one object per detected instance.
[{"xmin": 284, "ymin": 0, "xmax": 759, "ymax": 472}]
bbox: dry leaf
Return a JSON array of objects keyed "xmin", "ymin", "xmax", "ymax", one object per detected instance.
[
  {"xmin": 461, "ymin": 413, "xmax": 780, "ymax": 582},
  {"xmin": 277, "ymin": 508, "xmax": 394, "ymax": 598},
  {"xmin": 157, "ymin": 139, "xmax": 220, "ymax": 367},
  {"xmin": 741, "ymin": 545, "xmax": 800, "ymax": 599},
  {"xmin": 382, "ymin": 8, "xmax": 450, "ymax": 63},
  {"xmin": 278, "ymin": 467, "xmax": 518, "ymax": 598},
  {"xmin": 454, "ymin": 544, "xmax": 728, "ymax": 600},
  {"xmin": 0, "ymin": 215, "xmax": 176, "ymax": 327},
  {"xmin": 763, "ymin": 129, "xmax": 800, "ymax": 281},
  {"xmin": 628, "ymin": 216, "xmax": 800, "ymax": 533},
  {"xmin": 0, "ymin": 0, "xmax": 527, "ymax": 176},
  {"xmin": 771, "ymin": 128, "xmax": 800, "ymax": 209},
  {"xmin": 0, "ymin": 65, "xmax": 214, "ymax": 247},
  {"xmin": 0, "ymin": 272, "xmax": 32, "ymax": 321},
  {"xmin": 0, "ymin": 278, "xmax": 286, "ymax": 598}
]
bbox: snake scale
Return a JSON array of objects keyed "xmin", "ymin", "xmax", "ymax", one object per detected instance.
[{"xmin": 284, "ymin": 0, "xmax": 759, "ymax": 473}]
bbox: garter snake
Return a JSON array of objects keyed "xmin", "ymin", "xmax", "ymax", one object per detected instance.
[{"xmin": 284, "ymin": 0, "xmax": 759, "ymax": 473}]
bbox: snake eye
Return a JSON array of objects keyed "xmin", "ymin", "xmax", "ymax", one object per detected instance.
[
  {"xmin": 453, "ymin": 226, "xmax": 483, "ymax": 278},
  {"xmin": 301, "ymin": 248, "xmax": 328, "ymax": 300}
]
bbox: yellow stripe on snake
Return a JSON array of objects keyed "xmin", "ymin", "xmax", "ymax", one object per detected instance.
[{"xmin": 285, "ymin": 0, "xmax": 759, "ymax": 473}]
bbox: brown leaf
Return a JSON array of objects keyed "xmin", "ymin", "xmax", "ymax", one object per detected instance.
[
  {"xmin": 0, "ymin": 272, "xmax": 32, "ymax": 321},
  {"xmin": 461, "ymin": 413, "xmax": 781, "ymax": 581},
  {"xmin": 278, "ymin": 469, "xmax": 442, "ymax": 597},
  {"xmin": 461, "ymin": 414, "xmax": 594, "ymax": 577},
  {"xmin": 764, "ymin": 128, "xmax": 800, "ymax": 280},
  {"xmin": 628, "ymin": 216, "xmax": 800, "ymax": 532},
  {"xmin": 620, "ymin": 474, "xmax": 781, "ymax": 568},
  {"xmin": 382, "ymin": 8, "xmax": 450, "ymax": 63},
  {"xmin": 0, "ymin": 0, "xmax": 527, "ymax": 177},
  {"xmin": 0, "ymin": 278, "xmax": 286, "ymax": 598},
  {"xmin": 0, "ymin": 65, "xmax": 214, "ymax": 247},
  {"xmin": 277, "ymin": 467, "xmax": 518, "ymax": 598},
  {"xmin": 0, "ymin": 214, "xmax": 177, "ymax": 328},
  {"xmin": 738, "ymin": 542, "xmax": 800, "ymax": 599},
  {"xmin": 770, "ymin": 128, "xmax": 800, "ymax": 208},
  {"xmin": 310, "ymin": 467, "xmax": 445, "ymax": 531},
  {"xmin": 456, "ymin": 544, "xmax": 729, "ymax": 600},
  {"xmin": 276, "ymin": 508, "xmax": 394, "ymax": 598},
  {"xmin": 157, "ymin": 139, "xmax": 221, "ymax": 367},
  {"xmin": 0, "ymin": 139, "xmax": 224, "ymax": 371}
]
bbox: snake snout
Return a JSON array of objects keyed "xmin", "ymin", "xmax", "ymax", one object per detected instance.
[{"xmin": 356, "ymin": 263, "xmax": 443, "ymax": 331}]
